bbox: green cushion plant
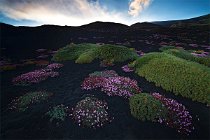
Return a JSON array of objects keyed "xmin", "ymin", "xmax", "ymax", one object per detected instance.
[
  {"xmin": 52, "ymin": 43, "xmax": 138, "ymax": 63},
  {"xmin": 134, "ymin": 53, "xmax": 210, "ymax": 104},
  {"xmin": 10, "ymin": 91, "xmax": 53, "ymax": 112},
  {"xmin": 46, "ymin": 104, "xmax": 68, "ymax": 123},
  {"xmin": 129, "ymin": 93, "xmax": 168, "ymax": 122}
]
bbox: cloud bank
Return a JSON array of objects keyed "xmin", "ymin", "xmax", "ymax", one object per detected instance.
[
  {"xmin": 128, "ymin": 0, "xmax": 151, "ymax": 17},
  {"xmin": 0, "ymin": 0, "xmax": 126, "ymax": 26}
]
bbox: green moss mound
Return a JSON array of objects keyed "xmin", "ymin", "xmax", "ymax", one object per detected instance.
[
  {"xmin": 52, "ymin": 43, "xmax": 138, "ymax": 63},
  {"xmin": 129, "ymin": 93, "xmax": 168, "ymax": 121},
  {"xmin": 162, "ymin": 48, "xmax": 210, "ymax": 67},
  {"xmin": 134, "ymin": 53, "xmax": 210, "ymax": 104},
  {"xmin": 52, "ymin": 43, "xmax": 98, "ymax": 62}
]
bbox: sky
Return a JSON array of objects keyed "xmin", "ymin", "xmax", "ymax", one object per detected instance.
[{"xmin": 0, "ymin": 0, "xmax": 209, "ymax": 26}]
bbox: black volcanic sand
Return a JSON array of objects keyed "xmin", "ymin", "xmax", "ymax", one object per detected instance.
[
  {"xmin": 1, "ymin": 23, "xmax": 210, "ymax": 139},
  {"xmin": 1, "ymin": 60, "xmax": 209, "ymax": 139}
]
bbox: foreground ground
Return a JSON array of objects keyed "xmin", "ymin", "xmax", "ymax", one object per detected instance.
[{"xmin": 0, "ymin": 23, "xmax": 210, "ymax": 139}]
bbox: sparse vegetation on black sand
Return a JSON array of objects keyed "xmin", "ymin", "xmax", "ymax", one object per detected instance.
[{"xmin": 1, "ymin": 16, "xmax": 210, "ymax": 139}]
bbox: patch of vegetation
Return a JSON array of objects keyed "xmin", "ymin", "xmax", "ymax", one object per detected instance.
[
  {"xmin": 162, "ymin": 48, "xmax": 210, "ymax": 67},
  {"xmin": 10, "ymin": 91, "xmax": 53, "ymax": 112},
  {"xmin": 0, "ymin": 65, "xmax": 16, "ymax": 71},
  {"xmin": 52, "ymin": 43, "xmax": 138, "ymax": 64},
  {"xmin": 70, "ymin": 97, "xmax": 112, "ymax": 128},
  {"xmin": 97, "ymin": 44, "xmax": 138, "ymax": 62},
  {"xmin": 89, "ymin": 70, "xmax": 118, "ymax": 77},
  {"xmin": 134, "ymin": 53, "xmax": 210, "ymax": 104},
  {"xmin": 82, "ymin": 70, "xmax": 141, "ymax": 98},
  {"xmin": 46, "ymin": 104, "xmax": 68, "ymax": 123},
  {"xmin": 159, "ymin": 45, "xmax": 177, "ymax": 51},
  {"xmin": 129, "ymin": 93, "xmax": 168, "ymax": 122},
  {"xmin": 52, "ymin": 43, "xmax": 98, "ymax": 62}
]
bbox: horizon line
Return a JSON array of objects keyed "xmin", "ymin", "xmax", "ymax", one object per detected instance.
[{"xmin": 1, "ymin": 13, "xmax": 209, "ymax": 27}]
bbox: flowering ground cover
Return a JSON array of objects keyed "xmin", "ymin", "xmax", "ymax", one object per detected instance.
[
  {"xmin": 82, "ymin": 70, "xmax": 141, "ymax": 98},
  {"xmin": 121, "ymin": 65, "xmax": 134, "ymax": 72},
  {"xmin": 70, "ymin": 97, "xmax": 113, "ymax": 128},
  {"xmin": 46, "ymin": 104, "xmax": 69, "ymax": 123},
  {"xmin": 12, "ymin": 63, "xmax": 63, "ymax": 86},
  {"xmin": 129, "ymin": 92, "xmax": 194, "ymax": 135},
  {"xmin": 191, "ymin": 50, "xmax": 209, "ymax": 57},
  {"xmin": 12, "ymin": 69, "xmax": 59, "ymax": 86},
  {"xmin": 152, "ymin": 93, "xmax": 194, "ymax": 135},
  {"xmin": 46, "ymin": 63, "xmax": 64, "ymax": 69},
  {"xmin": 9, "ymin": 91, "xmax": 53, "ymax": 112}
]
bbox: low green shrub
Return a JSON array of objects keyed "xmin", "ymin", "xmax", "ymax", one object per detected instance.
[
  {"xmin": 46, "ymin": 104, "xmax": 68, "ymax": 123},
  {"xmin": 52, "ymin": 43, "xmax": 138, "ymax": 63},
  {"xmin": 10, "ymin": 91, "xmax": 53, "ymax": 112},
  {"xmin": 134, "ymin": 52, "xmax": 167, "ymax": 69},
  {"xmin": 163, "ymin": 48, "xmax": 210, "ymax": 67},
  {"xmin": 129, "ymin": 93, "xmax": 168, "ymax": 121},
  {"xmin": 134, "ymin": 53, "xmax": 210, "ymax": 104},
  {"xmin": 97, "ymin": 44, "xmax": 138, "ymax": 62},
  {"xmin": 52, "ymin": 43, "xmax": 98, "ymax": 61},
  {"xmin": 75, "ymin": 51, "xmax": 96, "ymax": 64}
]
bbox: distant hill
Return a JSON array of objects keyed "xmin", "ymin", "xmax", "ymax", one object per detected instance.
[
  {"xmin": 153, "ymin": 14, "xmax": 210, "ymax": 27},
  {"xmin": 130, "ymin": 22, "xmax": 162, "ymax": 29},
  {"xmin": 81, "ymin": 21, "xmax": 129, "ymax": 31}
]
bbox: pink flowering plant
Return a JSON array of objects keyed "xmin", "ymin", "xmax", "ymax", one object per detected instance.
[
  {"xmin": 152, "ymin": 93, "xmax": 194, "ymax": 135},
  {"xmin": 12, "ymin": 69, "xmax": 59, "ymax": 86},
  {"xmin": 46, "ymin": 63, "xmax": 64, "ymax": 69},
  {"xmin": 82, "ymin": 70, "xmax": 141, "ymax": 98},
  {"xmin": 70, "ymin": 97, "xmax": 113, "ymax": 128},
  {"xmin": 12, "ymin": 63, "xmax": 63, "ymax": 86},
  {"xmin": 101, "ymin": 77, "xmax": 141, "ymax": 98},
  {"xmin": 121, "ymin": 65, "xmax": 134, "ymax": 72}
]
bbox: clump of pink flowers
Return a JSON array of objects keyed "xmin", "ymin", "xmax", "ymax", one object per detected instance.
[
  {"xmin": 101, "ymin": 77, "xmax": 141, "ymax": 98},
  {"xmin": 82, "ymin": 70, "xmax": 141, "ymax": 98},
  {"xmin": 36, "ymin": 49, "xmax": 47, "ymax": 52},
  {"xmin": 191, "ymin": 50, "xmax": 209, "ymax": 57},
  {"xmin": 12, "ymin": 63, "xmax": 63, "ymax": 86},
  {"xmin": 12, "ymin": 69, "xmax": 59, "ymax": 85},
  {"xmin": 152, "ymin": 93, "xmax": 194, "ymax": 135},
  {"xmin": 46, "ymin": 63, "xmax": 64, "ymax": 69},
  {"xmin": 70, "ymin": 97, "xmax": 113, "ymax": 128},
  {"xmin": 121, "ymin": 65, "xmax": 134, "ymax": 72}
]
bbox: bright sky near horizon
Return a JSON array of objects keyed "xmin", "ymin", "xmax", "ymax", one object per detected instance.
[{"xmin": 0, "ymin": 0, "xmax": 209, "ymax": 26}]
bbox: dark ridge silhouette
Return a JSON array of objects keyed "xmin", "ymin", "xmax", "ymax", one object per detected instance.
[
  {"xmin": 0, "ymin": 14, "xmax": 209, "ymax": 60},
  {"xmin": 153, "ymin": 14, "xmax": 210, "ymax": 27},
  {"xmin": 80, "ymin": 21, "xmax": 129, "ymax": 32},
  {"xmin": 130, "ymin": 22, "xmax": 162, "ymax": 29}
]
